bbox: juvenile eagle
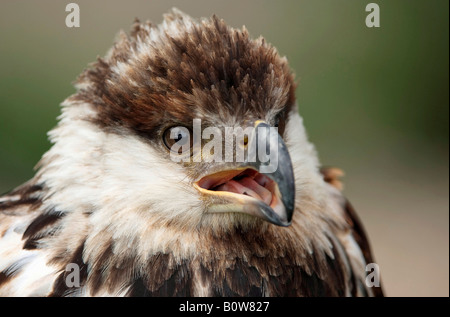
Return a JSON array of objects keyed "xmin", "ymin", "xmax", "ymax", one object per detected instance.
[{"xmin": 0, "ymin": 9, "xmax": 383, "ymax": 297}]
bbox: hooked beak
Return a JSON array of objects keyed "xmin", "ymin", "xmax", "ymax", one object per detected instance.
[{"xmin": 194, "ymin": 121, "xmax": 295, "ymax": 227}]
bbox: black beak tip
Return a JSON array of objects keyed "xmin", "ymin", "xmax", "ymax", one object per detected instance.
[
  {"xmin": 258, "ymin": 201, "xmax": 294, "ymax": 227},
  {"xmin": 252, "ymin": 121, "xmax": 296, "ymax": 227},
  {"xmin": 278, "ymin": 220, "xmax": 292, "ymax": 227},
  {"xmin": 269, "ymin": 216, "xmax": 292, "ymax": 227}
]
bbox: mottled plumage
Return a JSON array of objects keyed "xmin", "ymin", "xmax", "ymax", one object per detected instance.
[{"xmin": 0, "ymin": 9, "xmax": 383, "ymax": 297}]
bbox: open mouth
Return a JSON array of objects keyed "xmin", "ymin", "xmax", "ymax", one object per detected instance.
[
  {"xmin": 192, "ymin": 121, "xmax": 295, "ymax": 226},
  {"xmin": 195, "ymin": 168, "xmax": 284, "ymax": 219}
]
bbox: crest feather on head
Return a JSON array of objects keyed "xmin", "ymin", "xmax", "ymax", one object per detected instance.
[{"xmin": 70, "ymin": 8, "xmax": 296, "ymax": 141}]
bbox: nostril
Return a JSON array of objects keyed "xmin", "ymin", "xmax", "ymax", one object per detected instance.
[
  {"xmin": 243, "ymin": 135, "xmax": 249, "ymax": 147},
  {"xmin": 238, "ymin": 135, "xmax": 249, "ymax": 149}
]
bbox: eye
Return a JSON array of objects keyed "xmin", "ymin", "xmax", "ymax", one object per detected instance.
[
  {"xmin": 163, "ymin": 126, "xmax": 192, "ymax": 153},
  {"xmin": 274, "ymin": 118, "xmax": 280, "ymax": 128},
  {"xmin": 274, "ymin": 114, "xmax": 286, "ymax": 136}
]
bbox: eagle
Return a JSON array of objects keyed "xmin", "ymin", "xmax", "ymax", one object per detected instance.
[{"xmin": 0, "ymin": 9, "xmax": 383, "ymax": 297}]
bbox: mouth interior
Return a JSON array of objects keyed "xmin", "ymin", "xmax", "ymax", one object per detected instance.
[{"xmin": 197, "ymin": 169, "xmax": 279, "ymax": 208}]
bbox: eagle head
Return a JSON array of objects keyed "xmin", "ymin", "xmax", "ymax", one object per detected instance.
[
  {"xmin": 0, "ymin": 8, "xmax": 383, "ymax": 298},
  {"xmin": 38, "ymin": 8, "xmax": 318, "ymax": 238}
]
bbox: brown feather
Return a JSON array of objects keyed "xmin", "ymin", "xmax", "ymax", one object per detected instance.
[
  {"xmin": 0, "ymin": 11, "xmax": 383, "ymax": 298},
  {"xmin": 70, "ymin": 15, "xmax": 296, "ymax": 142}
]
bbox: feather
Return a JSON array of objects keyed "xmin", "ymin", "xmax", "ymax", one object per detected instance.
[{"xmin": 0, "ymin": 9, "xmax": 383, "ymax": 297}]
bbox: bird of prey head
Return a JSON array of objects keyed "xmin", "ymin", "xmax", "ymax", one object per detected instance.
[{"xmin": 0, "ymin": 9, "xmax": 383, "ymax": 297}]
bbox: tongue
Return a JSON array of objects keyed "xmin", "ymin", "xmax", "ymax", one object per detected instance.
[{"xmin": 215, "ymin": 177, "xmax": 273, "ymax": 206}]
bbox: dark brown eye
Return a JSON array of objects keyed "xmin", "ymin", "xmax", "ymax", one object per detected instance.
[
  {"xmin": 274, "ymin": 114, "xmax": 286, "ymax": 136},
  {"xmin": 163, "ymin": 126, "xmax": 192, "ymax": 154}
]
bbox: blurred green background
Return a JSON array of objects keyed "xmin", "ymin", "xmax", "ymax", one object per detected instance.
[{"xmin": 0, "ymin": 0, "xmax": 448, "ymax": 296}]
